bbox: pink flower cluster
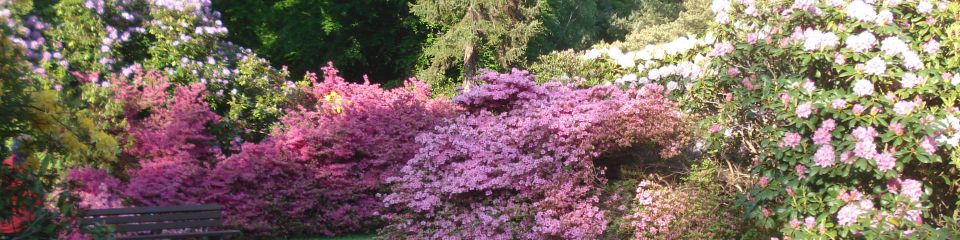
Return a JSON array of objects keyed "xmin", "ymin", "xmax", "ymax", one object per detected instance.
[
  {"xmin": 837, "ymin": 200, "xmax": 874, "ymax": 226},
  {"xmin": 383, "ymin": 69, "xmax": 685, "ymax": 239},
  {"xmin": 710, "ymin": 42, "xmax": 735, "ymax": 57},
  {"xmin": 65, "ymin": 168, "xmax": 125, "ymax": 210},
  {"xmin": 627, "ymin": 181, "xmax": 683, "ymax": 239},
  {"xmin": 780, "ymin": 132, "xmax": 802, "ymax": 148}
]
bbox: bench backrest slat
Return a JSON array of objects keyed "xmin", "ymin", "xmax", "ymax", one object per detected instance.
[
  {"xmin": 79, "ymin": 210, "xmax": 221, "ymax": 225},
  {"xmin": 82, "ymin": 204, "xmax": 221, "ymax": 216},
  {"xmin": 113, "ymin": 219, "xmax": 222, "ymax": 232}
]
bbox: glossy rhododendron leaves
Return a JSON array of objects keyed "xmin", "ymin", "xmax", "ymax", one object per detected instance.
[{"xmin": 384, "ymin": 69, "xmax": 685, "ymax": 239}]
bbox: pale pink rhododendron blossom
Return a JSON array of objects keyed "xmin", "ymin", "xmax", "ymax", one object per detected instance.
[
  {"xmin": 845, "ymin": 31, "xmax": 877, "ymax": 52},
  {"xmin": 804, "ymin": 216, "xmax": 816, "ymax": 229},
  {"xmin": 845, "ymin": 0, "xmax": 878, "ymax": 22},
  {"xmin": 834, "ymin": 51, "xmax": 847, "ymax": 64},
  {"xmin": 920, "ymin": 136, "xmax": 937, "ymax": 154},
  {"xmin": 814, "ymin": 144, "xmax": 836, "ymax": 167},
  {"xmin": 837, "ymin": 200, "xmax": 873, "ymax": 226},
  {"xmin": 812, "ymin": 119, "xmax": 836, "ymax": 145},
  {"xmin": 924, "ymin": 39, "xmax": 940, "ymax": 54},
  {"xmin": 852, "ymin": 79, "xmax": 874, "ymax": 96},
  {"xmin": 890, "ymin": 122, "xmax": 904, "ymax": 135},
  {"xmin": 840, "ymin": 152, "xmax": 855, "ymax": 164},
  {"xmin": 901, "ymin": 73, "xmax": 919, "ymax": 88},
  {"xmin": 802, "ymin": 80, "xmax": 816, "ymax": 92},
  {"xmin": 853, "ymin": 104, "xmax": 866, "ymax": 115},
  {"xmin": 903, "ymin": 51, "xmax": 924, "ymax": 70},
  {"xmin": 758, "ymin": 176, "xmax": 769, "ymax": 187},
  {"xmin": 893, "ymin": 101, "xmax": 916, "ymax": 115},
  {"xmin": 711, "ymin": 0, "xmax": 732, "ymax": 23},
  {"xmin": 796, "ymin": 101, "xmax": 813, "ymax": 118},
  {"xmin": 899, "ymin": 179, "xmax": 924, "ymax": 202},
  {"xmin": 831, "ymin": 99, "xmax": 847, "ymax": 109},
  {"xmin": 880, "ymin": 37, "xmax": 909, "ymax": 56},
  {"xmin": 917, "ymin": 0, "xmax": 933, "ymax": 13},
  {"xmin": 874, "ymin": 150, "xmax": 896, "ymax": 171},
  {"xmin": 710, "ymin": 42, "xmax": 735, "ymax": 56},
  {"xmin": 863, "ymin": 56, "xmax": 886, "ymax": 75},
  {"xmin": 874, "ymin": 10, "xmax": 893, "ymax": 25},
  {"xmin": 802, "ymin": 29, "xmax": 839, "ymax": 51},
  {"xmin": 852, "ymin": 126, "xmax": 879, "ymax": 159},
  {"xmin": 795, "ymin": 164, "xmax": 807, "ymax": 179},
  {"xmin": 781, "ymin": 132, "xmax": 802, "ymax": 148}
]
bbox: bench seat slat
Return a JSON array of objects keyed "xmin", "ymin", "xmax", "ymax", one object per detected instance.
[
  {"xmin": 80, "ymin": 211, "xmax": 221, "ymax": 225},
  {"xmin": 114, "ymin": 219, "xmax": 222, "ymax": 232},
  {"xmin": 83, "ymin": 204, "xmax": 220, "ymax": 216},
  {"xmin": 116, "ymin": 230, "xmax": 241, "ymax": 240}
]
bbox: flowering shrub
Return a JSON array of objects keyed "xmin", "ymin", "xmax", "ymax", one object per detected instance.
[
  {"xmin": 582, "ymin": 0, "xmax": 960, "ymax": 237},
  {"xmin": 206, "ymin": 140, "xmax": 319, "ymax": 235},
  {"xmin": 9, "ymin": 0, "xmax": 294, "ymax": 155},
  {"xmin": 623, "ymin": 161, "xmax": 744, "ymax": 240},
  {"xmin": 112, "ymin": 70, "xmax": 221, "ymax": 207},
  {"xmin": 65, "ymin": 168, "xmax": 125, "ymax": 210},
  {"xmin": 258, "ymin": 63, "xmax": 454, "ymax": 235},
  {"xmin": 382, "ymin": 69, "xmax": 685, "ymax": 239},
  {"xmin": 62, "ymin": 64, "xmax": 452, "ymax": 236},
  {"xmin": 703, "ymin": 0, "xmax": 960, "ymax": 237}
]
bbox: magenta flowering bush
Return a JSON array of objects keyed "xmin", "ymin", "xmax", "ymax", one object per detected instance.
[
  {"xmin": 382, "ymin": 69, "xmax": 686, "ymax": 239},
  {"xmin": 64, "ymin": 65, "xmax": 453, "ymax": 236},
  {"xmin": 206, "ymin": 139, "xmax": 320, "ymax": 235},
  {"xmin": 238, "ymin": 63, "xmax": 455, "ymax": 235},
  {"xmin": 107, "ymin": 70, "xmax": 222, "ymax": 207},
  {"xmin": 65, "ymin": 168, "xmax": 125, "ymax": 210}
]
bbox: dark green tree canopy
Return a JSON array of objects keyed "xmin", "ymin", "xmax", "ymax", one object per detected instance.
[
  {"xmin": 411, "ymin": 0, "xmax": 544, "ymax": 92},
  {"xmin": 213, "ymin": 0, "xmax": 428, "ymax": 82}
]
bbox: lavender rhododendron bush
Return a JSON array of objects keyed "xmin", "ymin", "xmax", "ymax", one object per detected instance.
[{"xmin": 382, "ymin": 69, "xmax": 686, "ymax": 239}]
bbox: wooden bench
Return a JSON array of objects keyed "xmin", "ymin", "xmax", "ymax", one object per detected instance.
[{"xmin": 79, "ymin": 204, "xmax": 241, "ymax": 240}]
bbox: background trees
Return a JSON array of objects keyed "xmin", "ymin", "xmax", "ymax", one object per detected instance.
[{"xmin": 212, "ymin": 0, "xmax": 429, "ymax": 83}]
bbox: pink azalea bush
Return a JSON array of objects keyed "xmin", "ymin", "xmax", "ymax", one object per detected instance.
[
  {"xmin": 64, "ymin": 168, "xmax": 124, "ymax": 210},
  {"xmin": 382, "ymin": 69, "xmax": 686, "ymax": 239},
  {"xmin": 119, "ymin": 73, "xmax": 221, "ymax": 207},
  {"xmin": 66, "ymin": 65, "xmax": 453, "ymax": 236},
  {"xmin": 237, "ymin": 63, "xmax": 454, "ymax": 235}
]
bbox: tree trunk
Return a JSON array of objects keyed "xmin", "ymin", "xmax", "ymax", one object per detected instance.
[
  {"xmin": 462, "ymin": 42, "xmax": 477, "ymax": 90},
  {"xmin": 462, "ymin": 2, "xmax": 479, "ymax": 91}
]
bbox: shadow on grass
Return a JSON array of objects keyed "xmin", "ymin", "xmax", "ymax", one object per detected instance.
[{"xmin": 287, "ymin": 233, "xmax": 376, "ymax": 240}]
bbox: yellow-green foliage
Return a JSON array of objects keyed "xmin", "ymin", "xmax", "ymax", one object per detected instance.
[
  {"xmin": 611, "ymin": 0, "xmax": 711, "ymax": 50},
  {"xmin": 527, "ymin": 50, "xmax": 626, "ymax": 86}
]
